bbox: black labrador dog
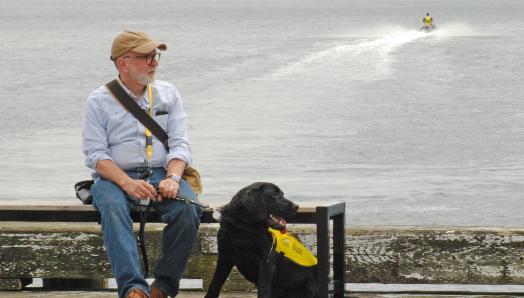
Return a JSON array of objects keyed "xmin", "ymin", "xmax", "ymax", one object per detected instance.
[{"xmin": 205, "ymin": 182, "xmax": 318, "ymax": 298}]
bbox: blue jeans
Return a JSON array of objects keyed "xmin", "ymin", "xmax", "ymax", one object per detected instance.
[{"xmin": 92, "ymin": 167, "xmax": 202, "ymax": 298}]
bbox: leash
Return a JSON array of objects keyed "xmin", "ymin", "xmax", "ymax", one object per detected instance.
[
  {"xmin": 176, "ymin": 194, "xmax": 210, "ymax": 209},
  {"xmin": 152, "ymin": 185, "xmax": 210, "ymax": 209},
  {"xmin": 137, "ymin": 169, "xmax": 154, "ymax": 277},
  {"xmin": 137, "ymin": 201, "xmax": 152, "ymax": 277}
]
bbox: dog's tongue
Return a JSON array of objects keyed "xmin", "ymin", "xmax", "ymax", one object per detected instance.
[{"xmin": 271, "ymin": 215, "xmax": 288, "ymax": 234}]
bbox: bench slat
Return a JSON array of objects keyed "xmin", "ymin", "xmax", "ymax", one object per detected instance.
[{"xmin": 0, "ymin": 203, "xmax": 334, "ymax": 224}]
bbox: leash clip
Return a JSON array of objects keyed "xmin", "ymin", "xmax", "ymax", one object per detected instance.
[{"xmin": 138, "ymin": 168, "xmax": 153, "ymax": 206}]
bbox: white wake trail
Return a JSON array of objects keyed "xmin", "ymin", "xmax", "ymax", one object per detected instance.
[{"xmin": 270, "ymin": 30, "xmax": 430, "ymax": 79}]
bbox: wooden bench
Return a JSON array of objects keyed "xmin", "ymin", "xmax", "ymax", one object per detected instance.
[{"xmin": 0, "ymin": 202, "xmax": 346, "ymax": 298}]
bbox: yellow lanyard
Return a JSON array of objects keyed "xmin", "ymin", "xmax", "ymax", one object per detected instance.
[{"xmin": 145, "ymin": 84, "xmax": 154, "ymax": 170}]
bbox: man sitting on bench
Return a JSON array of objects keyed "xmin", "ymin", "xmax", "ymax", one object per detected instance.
[{"xmin": 82, "ymin": 30, "xmax": 201, "ymax": 298}]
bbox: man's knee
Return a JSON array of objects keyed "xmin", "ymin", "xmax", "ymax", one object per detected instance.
[
  {"xmin": 160, "ymin": 201, "xmax": 201, "ymax": 228},
  {"xmin": 92, "ymin": 178, "xmax": 129, "ymax": 211}
]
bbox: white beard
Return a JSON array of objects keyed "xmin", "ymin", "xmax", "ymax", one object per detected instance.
[{"xmin": 128, "ymin": 65, "xmax": 155, "ymax": 85}]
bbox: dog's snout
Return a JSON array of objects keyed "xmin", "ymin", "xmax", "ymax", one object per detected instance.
[
  {"xmin": 284, "ymin": 196, "xmax": 298, "ymax": 207},
  {"xmin": 284, "ymin": 199, "xmax": 299, "ymax": 216},
  {"xmin": 287, "ymin": 200, "xmax": 298, "ymax": 211}
]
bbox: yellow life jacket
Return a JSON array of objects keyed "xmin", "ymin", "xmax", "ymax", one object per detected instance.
[
  {"xmin": 424, "ymin": 15, "xmax": 432, "ymax": 24},
  {"xmin": 268, "ymin": 227, "xmax": 317, "ymax": 267}
]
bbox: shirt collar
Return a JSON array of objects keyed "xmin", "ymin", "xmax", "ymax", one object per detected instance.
[{"xmin": 116, "ymin": 77, "xmax": 148, "ymax": 104}]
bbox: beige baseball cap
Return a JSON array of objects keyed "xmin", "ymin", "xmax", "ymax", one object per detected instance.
[{"xmin": 110, "ymin": 31, "xmax": 167, "ymax": 60}]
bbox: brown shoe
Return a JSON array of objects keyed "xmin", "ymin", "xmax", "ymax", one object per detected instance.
[
  {"xmin": 150, "ymin": 286, "xmax": 168, "ymax": 298},
  {"xmin": 126, "ymin": 288, "xmax": 148, "ymax": 298}
]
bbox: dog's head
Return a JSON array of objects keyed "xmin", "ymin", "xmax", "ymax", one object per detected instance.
[{"xmin": 222, "ymin": 182, "xmax": 299, "ymax": 231}]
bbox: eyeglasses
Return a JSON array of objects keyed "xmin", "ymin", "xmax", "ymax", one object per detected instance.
[{"xmin": 122, "ymin": 52, "xmax": 161, "ymax": 65}]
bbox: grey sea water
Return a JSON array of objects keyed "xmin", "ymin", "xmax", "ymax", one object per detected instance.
[{"xmin": 1, "ymin": 0, "xmax": 523, "ymax": 226}]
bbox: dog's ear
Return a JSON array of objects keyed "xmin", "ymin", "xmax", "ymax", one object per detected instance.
[
  {"xmin": 221, "ymin": 190, "xmax": 244, "ymax": 218},
  {"xmin": 242, "ymin": 185, "xmax": 268, "ymax": 221}
]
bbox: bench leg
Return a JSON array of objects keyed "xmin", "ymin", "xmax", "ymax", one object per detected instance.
[
  {"xmin": 333, "ymin": 212, "xmax": 346, "ymax": 297},
  {"xmin": 316, "ymin": 203, "xmax": 346, "ymax": 298},
  {"xmin": 316, "ymin": 207, "xmax": 329, "ymax": 298}
]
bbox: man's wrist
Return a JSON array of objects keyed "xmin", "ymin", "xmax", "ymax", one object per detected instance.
[
  {"xmin": 168, "ymin": 173, "xmax": 182, "ymax": 183},
  {"xmin": 117, "ymin": 173, "xmax": 134, "ymax": 188}
]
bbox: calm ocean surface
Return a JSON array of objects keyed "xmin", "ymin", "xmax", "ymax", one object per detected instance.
[{"xmin": 1, "ymin": 0, "xmax": 523, "ymax": 226}]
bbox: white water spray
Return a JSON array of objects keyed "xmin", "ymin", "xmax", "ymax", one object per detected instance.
[{"xmin": 270, "ymin": 28, "xmax": 431, "ymax": 79}]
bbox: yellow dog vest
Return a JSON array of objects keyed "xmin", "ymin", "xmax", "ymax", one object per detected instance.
[{"xmin": 268, "ymin": 228, "xmax": 317, "ymax": 267}]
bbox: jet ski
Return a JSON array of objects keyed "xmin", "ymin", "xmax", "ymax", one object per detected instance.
[{"xmin": 419, "ymin": 24, "xmax": 437, "ymax": 32}]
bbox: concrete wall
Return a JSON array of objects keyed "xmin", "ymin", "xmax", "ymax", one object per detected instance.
[{"xmin": 1, "ymin": 222, "xmax": 524, "ymax": 290}]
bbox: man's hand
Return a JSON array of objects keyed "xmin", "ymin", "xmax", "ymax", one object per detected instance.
[
  {"xmin": 122, "ymin": 179, "xmax": 157, "ymax": 200},
  {"xmin": 157, "ymin": 178, "xmax": 180, "ymax": 202}
]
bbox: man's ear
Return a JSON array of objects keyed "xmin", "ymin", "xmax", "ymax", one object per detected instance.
[{"xmin": 115, "ymin": 56, "xmax": 128, "ymax": 73}]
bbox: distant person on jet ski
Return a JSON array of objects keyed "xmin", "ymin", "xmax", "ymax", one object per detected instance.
[
  {"xmin": 423, "ymin": 13, "xmax": 433, "ymax": 26},
  {"xmin": 420, "ymin": 12, "xmax": 436, "ymax": 31}
]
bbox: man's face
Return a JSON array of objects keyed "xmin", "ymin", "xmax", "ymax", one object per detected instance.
[{"xmin": 121, "ymin": 50, "xmax": 160, "ymax": 85}]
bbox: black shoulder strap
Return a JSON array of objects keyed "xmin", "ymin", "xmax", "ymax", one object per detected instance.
[{"xmin": 106, "ymin": 79, "xmax": 169, "ymax": 151}]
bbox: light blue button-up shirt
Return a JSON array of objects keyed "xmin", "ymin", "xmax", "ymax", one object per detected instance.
[{"xmin": 82, "ymin": 79, "xmax": 192, "ymax": 176}]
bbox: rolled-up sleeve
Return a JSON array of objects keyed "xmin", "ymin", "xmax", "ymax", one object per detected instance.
[
  {"xmin": 165, "ymin": 87, "xmax": 192, "ymax": 167},
  {"xmin": 82, "ymin": 96, "xmax": 113, "ymax": 170}
]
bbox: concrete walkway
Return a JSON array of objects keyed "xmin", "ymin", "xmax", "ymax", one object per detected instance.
[
  {"xmin": 0, "ymin": 291, "xmax": 519, "ymax": 298},
  {"xmin": 0, "ymin": 291, "xmax": 254, "ymax": 298}
]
